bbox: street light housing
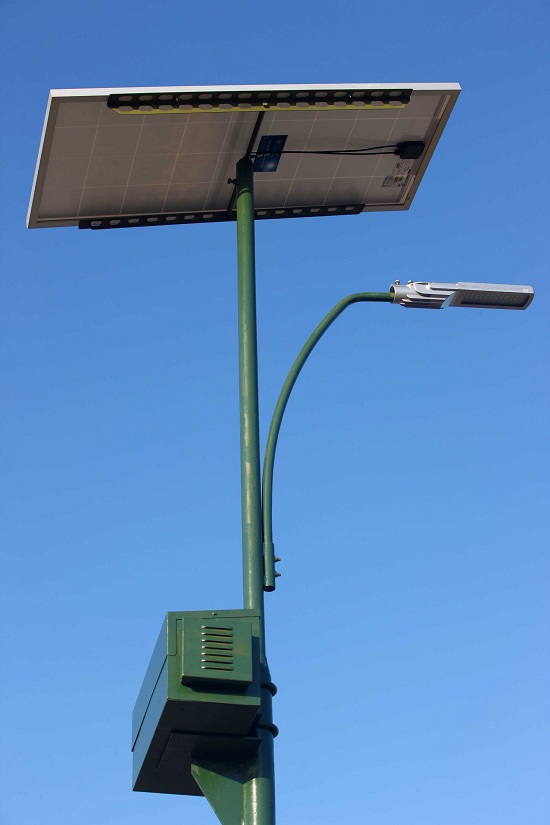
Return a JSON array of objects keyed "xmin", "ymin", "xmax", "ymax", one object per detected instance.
[{"xmin": 390, "ymin": 280, "xmax": 534, "ymax": 310}]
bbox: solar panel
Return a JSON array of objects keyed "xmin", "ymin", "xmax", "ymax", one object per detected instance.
[{"xmin": 27, "ymin": 84, "xmax": 460, "ymax": 229}]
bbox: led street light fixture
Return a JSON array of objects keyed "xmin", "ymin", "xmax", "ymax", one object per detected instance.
[{"xmin": 390, "ymin": 281, "xmax": 534, "ymax": 310}]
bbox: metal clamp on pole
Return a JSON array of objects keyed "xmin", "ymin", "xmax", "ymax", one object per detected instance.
[{"xmin": 263, "ymin": 542, "xmax": 282, "ymax": 591}]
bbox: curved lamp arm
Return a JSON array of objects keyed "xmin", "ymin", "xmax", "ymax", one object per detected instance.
[{"xmin": 261, "ymin": 291, "xmax": 394, "ymax": 590}]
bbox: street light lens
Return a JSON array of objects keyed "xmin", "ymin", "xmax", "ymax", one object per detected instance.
[{"xmin": 455, "ymin": 288, "xmax": 533, "ymax": 308}]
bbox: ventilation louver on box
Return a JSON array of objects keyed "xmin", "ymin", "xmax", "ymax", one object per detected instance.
[
  {"xmin": 181, "ymin": 616, "xmax": 253, "ymax": 689},
  {"xmin": 200, "ymin": 624, "xmax": 235, "ymax": 674}
]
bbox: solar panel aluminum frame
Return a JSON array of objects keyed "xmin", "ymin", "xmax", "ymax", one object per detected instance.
[{"xmin": 27, "ymin": 83, "xmax": 461, "ymax": 230}]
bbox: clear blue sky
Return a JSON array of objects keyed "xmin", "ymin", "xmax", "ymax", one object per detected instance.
[{"xmin": 1, "ymin": 2, "xmax": 549, "ymax": 824}]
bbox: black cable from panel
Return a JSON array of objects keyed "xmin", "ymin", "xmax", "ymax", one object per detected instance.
[{"xmin": 252, "ymin": 141, "xmax": 425, "ymax": 161}]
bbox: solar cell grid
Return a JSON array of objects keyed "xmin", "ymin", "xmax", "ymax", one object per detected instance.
[{"xmin": 27, "ymin": 84, "xmax": 460, "ymax": 228}]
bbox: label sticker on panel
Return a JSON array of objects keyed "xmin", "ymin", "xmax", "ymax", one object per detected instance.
[{"xmin": 383, "ymin": 159, "xmax": 413, "ymax": 188}]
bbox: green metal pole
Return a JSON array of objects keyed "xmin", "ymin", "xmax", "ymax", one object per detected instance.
[
  {"xmin": 235, "ymin": 156, "xmax": 276, "ymax": 825},
  {"xmin": 236, "ymin": 156, "xmax": 264, "ymax": 619},
  {"xmin": 262, "ymin": 292, "xmax": 394, "ymax": 584}
]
